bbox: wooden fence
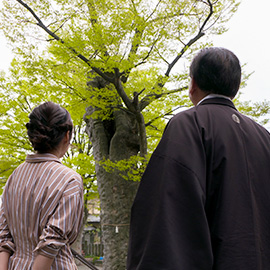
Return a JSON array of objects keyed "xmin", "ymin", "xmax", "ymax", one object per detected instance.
[{"xmin": 83, "ymin": 243, "xmax": 104, "ymax": 257}]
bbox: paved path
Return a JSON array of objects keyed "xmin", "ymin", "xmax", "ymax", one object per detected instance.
[
  {"xmin": 76, "ymin": 259, "xmax": 102, "ymax": 270},
  {"xmin": 78, "ymin": 265, "xmax": 102, "ymax": 270}
]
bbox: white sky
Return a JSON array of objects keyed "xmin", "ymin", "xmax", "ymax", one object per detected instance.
[
  {"xmin": 0, "ymin": 0, "xmax": 269, "ymax": 104},
  {"xmin": 212, "ymin": 0, "xmax": 270, "ymax": 102}
]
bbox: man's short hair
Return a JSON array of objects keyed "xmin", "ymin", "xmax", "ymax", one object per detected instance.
[{"xmin": 189, "ymin": 47, "xmax": 241, "ymax": 98}]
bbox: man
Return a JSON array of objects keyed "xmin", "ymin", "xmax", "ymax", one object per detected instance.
[{"xmin": 127, "ymin": 47, "xmax": 270, "ymax": 270}]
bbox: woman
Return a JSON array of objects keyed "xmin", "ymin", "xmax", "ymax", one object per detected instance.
[{"xmin": 0, "ymin": 101, "xmax": 84, "ymax": 270}]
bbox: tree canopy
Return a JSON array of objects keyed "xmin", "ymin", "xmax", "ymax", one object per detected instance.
[{"xmin": 0, "ymin": 0, "xmax": 241, "ymax": 180}]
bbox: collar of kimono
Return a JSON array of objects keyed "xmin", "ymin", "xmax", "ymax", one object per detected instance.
[
  {"xmin": 197, "ymin": 94, "xmax": 232, "ymax": 106},
  {"xmin": 198, "ymin": 95, "xmax": 237, "ymax": 110},
  {"xmin": 25, "ymin": 153, "xmax": 61, "ymax": 163}
]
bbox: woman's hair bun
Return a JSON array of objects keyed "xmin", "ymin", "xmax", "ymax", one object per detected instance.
[{"xmin": 26, "ymin": 101, "xmax": 73, "ymax": 153}]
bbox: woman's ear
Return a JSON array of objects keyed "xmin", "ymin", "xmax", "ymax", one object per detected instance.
[{"xmin": 64, "ymin": 130, "xmax": 71, "ymax": 144}]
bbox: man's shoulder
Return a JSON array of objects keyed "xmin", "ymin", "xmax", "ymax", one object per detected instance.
[
  {"xmin": 172, "ymin": 98, "xmax": 233, "ymax": 120},
  {"xmin": 240, "ymin": 113, "xmax": 270, "ymax": 137},
  {"xmin": 172, "ymin": 106, "xmax": 197, "ymax": 120},
  {"xmin": 171, "ymin": 100, "xmax": 270, "ymax": 138},
  {"xmin": 164, "ymin": 107, "xmax": 199, "ymax": 135},
  {"xmin": 170, "ymin": 104, "xmax": 213, "ymax": 124}
]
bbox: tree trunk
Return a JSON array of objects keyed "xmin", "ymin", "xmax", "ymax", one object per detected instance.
[{"xmin": 85, "ymin": 108, "xmax": 140, "ymax": 270}]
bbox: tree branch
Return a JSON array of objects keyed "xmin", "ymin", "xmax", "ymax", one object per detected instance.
[
  {"xmin": 120, "ymin": 31, "xmax": 160, "ymax": 82},
  {"xmin": 200, "ymin": 0, "xmax": 213, "ymax": 30},
  {"xmin": 164, "ymin": 0, "xmax": 214, "ymax": 77},
  {"xmin": 148, "ymin": 12, "xmax": 187, "ymax": 24},
  {"xmin": 139, "ymin": 86, "xmax": 188, "ymax": 111},
  {"xmin": 113, "ymin": 68, "xmax": 133, "ymax": 111},
  {"xmin": 145, "ymin": 0, "xmax": 162, "ymax": 22},
  {"xmin": 136, "ymin": 0, "xmax": 214, "ymax": 111},
  {"xmin": 121, "ymin": 27, "xmax": 144, "ymax": 83},
  {"xmin": 165, "ymin": 32, "xmax": 205, "ymax": 77},
  {"xmin": 15, "ymin": 0, "xmax": 114, "ymax": 83},
  {"xmin": 87, "ymin": 0, "xmax": 110, "ymax": 57},
  {"xmin": 145, "ymin": 105, "xmax": 187, "ymax": 127}
]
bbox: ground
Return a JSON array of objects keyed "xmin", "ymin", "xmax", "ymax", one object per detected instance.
[
  {"xmin": 76, "ymin": 259, "xmax": 102, "ymax": 270},
  {"xmin": 78, "ymin": 265, "xmax": 102, "ymax": 270}
]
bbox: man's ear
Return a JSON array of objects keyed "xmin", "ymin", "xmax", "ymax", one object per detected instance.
[
  {"xmin": 189, "ymin": 78, "xmax": 204, "ymax": 105},
  {"xmin": 189, "ymin": 77, "xmax": 198, "ymax": 96}
]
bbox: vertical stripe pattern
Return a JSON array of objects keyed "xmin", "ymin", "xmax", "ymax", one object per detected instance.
[{"xmin": 0, "ymin": 153, "xmax": 84, "ymax": 270}]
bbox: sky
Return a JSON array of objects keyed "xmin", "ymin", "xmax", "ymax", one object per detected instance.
[
  {"xmin": 0, "ymin": 0, "xmax": 270, "ymax": 104},
  {"xmin": 212, "ymin": 0, "xmax": 270, "ymax": 102}
]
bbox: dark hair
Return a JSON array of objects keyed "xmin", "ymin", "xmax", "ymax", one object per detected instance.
[
  {"xmin": 189, "ymin": 47, "xmax": 241, "ymax": 98},
  {"xmin": 26, "ymin": 101, "xmax": 73, "ymax": 153}
]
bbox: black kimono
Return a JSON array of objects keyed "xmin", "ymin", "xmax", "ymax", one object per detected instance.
[{"xmin": 127, "ymin": 97, "xmax": 270, "ymax": 270}]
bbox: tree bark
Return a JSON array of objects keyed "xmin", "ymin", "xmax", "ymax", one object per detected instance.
[{"xmin": 84, "ymin": 107, "xmax": 140, "ymax": 270}]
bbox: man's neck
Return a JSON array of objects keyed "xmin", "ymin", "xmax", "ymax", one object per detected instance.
[{"xmin": 197, "ymin": 94, "xmax": 232, "ymax": 106}]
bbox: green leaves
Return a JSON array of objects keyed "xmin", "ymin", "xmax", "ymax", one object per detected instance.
[
  {"xmin": 0, "ymin": 61, "xmax": 96, "ymax": 195},
  {"xmin": 100, "ymin": 155, "xmax": 149, "ymax": 182},
  {"xmin": 235, "ymin": 99, "xmax": 270, "ymax": 127},
  {"xmin": 0, "ymin": 0, "xmax": 246, "ymax": 191}
]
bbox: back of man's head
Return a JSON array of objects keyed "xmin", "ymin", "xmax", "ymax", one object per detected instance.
[{"xmin": 189, "ymin": 47, "xmax": 241, "ymax": 98}]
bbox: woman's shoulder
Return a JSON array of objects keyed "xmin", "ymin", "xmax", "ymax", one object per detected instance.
[
  {"xmin": 59, "ymin": 164, "xmax": 82, "ymax": 181},
  {"xmin": 26, "ymin": 153, "xmax": 81, "ymax": 179},
  {"xmin": 49, "ymin": 161, "xmax": 82, "ymax": 182}
]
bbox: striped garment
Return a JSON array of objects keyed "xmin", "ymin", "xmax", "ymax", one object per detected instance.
[{"xmin": 0, "ymin": 153, "xmax": 84, "ymax": 269}]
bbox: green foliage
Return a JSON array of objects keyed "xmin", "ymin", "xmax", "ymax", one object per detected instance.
[
  {"xmin": 0, "ymin": 0, "xmax": 245, "ymax": 193},
  {"xmin": 100, "ymin": 155, "xmax": 149, "ymax": 182},
  {"xmin": 1, "ymin": 0, "xmax": 240, "ymax": 105},
  {"xmin": 235, "ymin": 98, "xmax": 270, "ymax": 127},
  {"xmin": 64, "ymin": 152, "xmax": 98, "ymax": 200},
  {"xmin": 0, "ymin": 73, "xmax": 32, "ymax": 189},
  {"xmin": 0, "ymin": 69, "xmax": 97, "ymax": 196}
]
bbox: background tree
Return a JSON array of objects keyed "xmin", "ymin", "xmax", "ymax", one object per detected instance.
[{"xmin": 2, "ymin": 0, "xmax": 266, "ymax": 269}]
